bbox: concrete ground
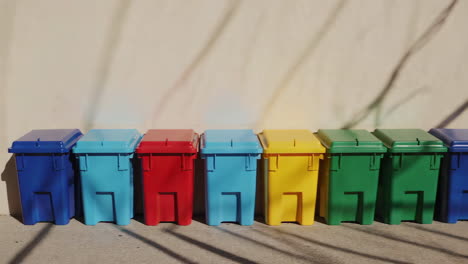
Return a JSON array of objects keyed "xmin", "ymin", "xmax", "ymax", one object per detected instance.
[{"xmin": 0, "ymin": 216, "xmax": 467, "ymax": 264}]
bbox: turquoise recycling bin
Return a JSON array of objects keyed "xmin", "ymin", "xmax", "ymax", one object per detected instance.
[
  {"xmin": 200, "ymin": 129, "xmax": 263, "ymax": 226},
  {"xmin": 73, "ymin": 129, "xmax": 142, "ymax": 225}
]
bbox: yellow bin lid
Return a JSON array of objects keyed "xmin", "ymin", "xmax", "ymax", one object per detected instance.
[{"xmin": 258, "ymin": 129, "xmax": 325, "ymax": 154}]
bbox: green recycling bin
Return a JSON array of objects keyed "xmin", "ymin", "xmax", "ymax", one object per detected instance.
[
  {"xmin": 373, "ymin": 129, "xmax": 447, "ymax": 224},
  {"xmin": 316, "ymin": 129, "xmax": 387, "ymax": 225}
]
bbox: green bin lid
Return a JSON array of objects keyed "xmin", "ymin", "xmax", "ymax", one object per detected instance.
[
  {"xmin": 373, "ymin": 129, "xmax": 447, "ymax": 153},
  {"xmin": 316, "ymin": 129, "xmax": 386, "ymax": 153}
]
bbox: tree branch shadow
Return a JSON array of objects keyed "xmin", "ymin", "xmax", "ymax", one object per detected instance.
[
  {"xmin": 342, "ymin": 0, "xmax": 459, "ymax": 129},
  {"xmin": 83, "ymin": 0, "xmax": 132, "ymax": 130},
  {"xmin": 115, "ymin": 226, "xmax": 197, "ymax": 264},
  {"xmin": 151, "ymin": 0, "xmax": 242, "ymax": 126},
  {"xmin": 165, "ymin": 228, "xmax": 257, "ymax": 264},
  {"xmin": 8, "ymin": 224, "xmax": 54, "ymax": 264},
  {"xmin": 253, "ymin": 226, "xmax": 411, "ymax": 264},
  {"xmin": 256, "ymin": 0, "xmax": 347, "ymax": 129},
  {"xmin": 435, "ymin": 99, "xmax": 468, "ymax": 128}
]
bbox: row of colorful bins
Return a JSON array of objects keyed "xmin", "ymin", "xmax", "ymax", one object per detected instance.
[{"xmin": 8, "ymin": 128, "xmax": 468, "ymax": 226}]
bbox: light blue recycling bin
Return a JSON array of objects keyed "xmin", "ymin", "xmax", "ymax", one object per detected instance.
[
  {"xmin": 73, "ymin": 129, "xmax": 142, "ymax": 225},
  {"xmin": 200, "ymin": 130, "xmax": 263, "ymax": 226}
]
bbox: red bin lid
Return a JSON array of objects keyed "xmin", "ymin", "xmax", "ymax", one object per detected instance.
[{"xmin": 136, "ymin": 129, "xmax": 199, "ymax": 154}]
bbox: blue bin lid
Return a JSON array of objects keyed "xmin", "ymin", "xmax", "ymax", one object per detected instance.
[
  {"xmin": 429, "ymin": 128, "xmax": 468, "ymax": 152},
  {"xmin": 9, "ymin": 129, "xmax": 83, "ymax": 154},
  {"xmin": 73, "ymin": 129, "xmax": 142, "ymax": 154},
  {"xmin": 200, "ymin": 129, "xmax": 263, "ymax": 154}
]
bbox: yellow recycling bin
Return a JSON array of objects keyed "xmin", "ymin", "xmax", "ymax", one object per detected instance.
[{"xmin": 258, "ymin": 130, "xmax": 325, "ymax": 225}]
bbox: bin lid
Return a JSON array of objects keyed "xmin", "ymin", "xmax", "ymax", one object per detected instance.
[
  {"xmin": 373, "ymin": 129, "xmax": 447, "ymax": 153},
  {"xmin": 136, "ymin": 129, "xmax": 199, "ymax": 154},
  {"xmin": 73, "ymin": 129, "xmax": 142, "ymax": 154},
  {"xmin": 258, "ymin": 129, "xmax": 325, "ymax": 154},
  {"xmin": 316, "ymin": 129, "xmax": 386, "ymax": 153},
  {"xmin": 9, "ymin": 129, "xmax": 83, "ymax": 154},
  {"xmin": 200, "ymin": 129, "xmax": 262, "ymax": 154},
  {"xmin": 429, "ymin": 128, "xmax": 468, "ymax": 152}
]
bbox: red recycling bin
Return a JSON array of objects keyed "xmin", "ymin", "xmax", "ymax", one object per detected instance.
[{"xmin": 136, "ymin": 129, "xmax": 199, "ymax": 225}]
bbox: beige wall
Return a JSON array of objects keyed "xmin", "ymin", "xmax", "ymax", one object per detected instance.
[{"xmin": 1, "ymin": 0, "xmax": 467, "ymax": 215}]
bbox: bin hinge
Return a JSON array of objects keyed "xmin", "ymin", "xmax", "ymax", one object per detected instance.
[
  {"xmin": 308, "ymin": 155, "xmax": 319, "ymax": 171},
  {"xmin": 118, "ymin": 154, "xmax": 129, "ymax": 171},
  {"xmin": 245, "ymin": 154, "xmax": 257, "ymax": 171},
  {"xmin": 182, "ymin": 154, "xmax": 193, "ymax": 171},
  {"xmin": 143, "ymin": 154, "xmax": 152, "ymax": 171},
  {"xmin": 331, "ymin": 154, "xmax": 342, "ymax": 171},
  {"xmin": 430, "ymin": 153, "xmax": 439, "ymax": 170},
  {"xmin": 79, "ymin": 154, "xmax": 88, "ymax": 171},
  {"xmin": 15, "ymin": 154, "xmax": 25, "ymax": 171},
  {"xmin": 207, "ymin": 155, "xmax": 216, "ymax": 172},
  {"xmin": 392, "ymin": 153, "xmax": 403, "ymax": 170},
  {"xmin": 369, "ymin": 153, "xmax": 379, "ymax": 170},
  {"xmin": 52, "ymin": 154, "xmax": 65, "ymax": 171},
  {"xmin": 451, "ymin": 153, "xmax": 461, "ymax": 170},
  {"xmin": 268, "ymin": 155, "xmax": 279, "ymax": 171}
]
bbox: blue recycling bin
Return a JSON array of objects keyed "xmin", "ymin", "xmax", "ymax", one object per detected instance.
[
  {"xmin": 73, "ymin": 129, "xmax": 142, "ymax": 225},
  {"xmin": 8, "ymin": 129, "xmax": 83, "ymax": 225},
  {"xmin": 429, "ymin": 128, "xmax": 468, "ymax": 223},
  {"xmin": 200, "ymin": 129, "xmax": 263, "ymax": 226}
]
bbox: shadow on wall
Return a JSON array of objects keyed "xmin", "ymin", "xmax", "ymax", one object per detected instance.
[{"xmin": 1, "ymin": 155, "xmax": 21, "ymax": 220}]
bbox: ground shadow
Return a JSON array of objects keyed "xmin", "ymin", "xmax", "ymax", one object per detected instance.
[
  {"xmin": 254, "ymin": 226, "xmax": 411, "ymax": 264},
  {"xmin": 411, "ymin": 224, "xmax": 468, "ymax": 242},
  {"xmin": 165, "ymin": 229, "xmax": 257, "ymax": 264},
  {"xmin": 344, "ymin": 225, "xmax": 468, "ymax": 259},
  {"xmin": 1, "ymin": 155, "xmax": 22, "ymax": 222},
  {"xmin": 116, "ymin": 226, "xmax": 196, "ymax": 264},
  {"xmin": 8, "ymin": 224, "xmax": 53, "ymax": 264}
]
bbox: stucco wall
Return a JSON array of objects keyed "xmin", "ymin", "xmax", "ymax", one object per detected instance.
[{"xmin": 1, "ymin": 0, "xmax": 467, "ymax": 215}]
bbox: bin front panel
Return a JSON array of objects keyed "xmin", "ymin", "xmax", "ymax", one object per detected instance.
[
  {"xmin": 319, "ymin": 153, "xmax": 383, "ymax": 225},
  {"xmin": 203, "ymin": 154, "xmax": 259, "ymax": 225},
  {"xmin": 446, "ymin": 153, "xmax": 468, "ymax": 222},
  {"xmin": 139, "ymin": 153, "xmax": 197, "ymax": 225},
  {"xmin": 265, "ymin": 154, "xmax": 321, "ymax": 225},
  {"xmin": 16, "ymin": 154, "xmax": 76, "ymax": 225},
  {"xmin": 377, "ymin": 153, "xmax": 444, "ymax": 224},
  {"xmin": 78, "ymin": 153, "xmax": 134, "ymax": 225},
  {"xmin": 429, "ymin": 128, "xmax": 468, "ymax": 222}
]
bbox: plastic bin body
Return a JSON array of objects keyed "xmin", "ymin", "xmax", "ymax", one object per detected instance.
[
  {"xmin": 73, "ymin": 129, "xmax": 142, "ymax": 225},
  {"xmin": 200, "ymin": 130, "xmax": 262, "ymax": 226},
  {"xmin": 373, "ymin": 129, "xmax": 447, "ymax": 224},
  {"xmin": 258, "ymin": 130, "xmax": 325, "ymax": 226},
  {"xmin": 9, "ymin": 129, "xmax": 83, "ymax": 225},
  {"xmin": 429, "ymin": 128, "xmax": 468, "ymax": 223},
  {"xmin": 316, "ymin": 129, "xmax": 386, "ymax": 225},
  {"xmin": 136, "ymin": 129, "xmax": 199, "ymax": 226}
]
